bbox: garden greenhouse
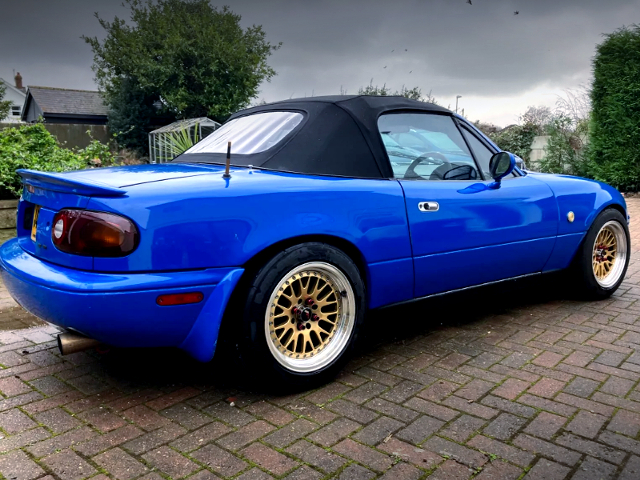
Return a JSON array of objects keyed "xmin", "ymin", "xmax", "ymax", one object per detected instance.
[{"xmin": 149, "ymin": 117, "xmax": 221, "ymax": 163}]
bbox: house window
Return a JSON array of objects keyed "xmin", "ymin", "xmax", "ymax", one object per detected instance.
[{"xmin": 10, "ymin": 106, "xmax": 21, "ymax": 117}]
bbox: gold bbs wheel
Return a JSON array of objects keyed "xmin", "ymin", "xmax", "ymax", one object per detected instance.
[
  {"xmin": 265, "ymin": 262, "xmax": 356, "ymax": 373},
  {"xmin": 592, "ymin": 220, "xmax": 627, "ymax": 288}
]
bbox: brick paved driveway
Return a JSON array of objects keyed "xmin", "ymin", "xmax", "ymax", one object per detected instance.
[{"xmin": 1, "ymin": 200, "xmax": 640, "ymax": 480}]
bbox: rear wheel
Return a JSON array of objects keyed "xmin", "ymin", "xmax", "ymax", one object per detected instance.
[
  {"xmin": 572, "ymin": 209, "xmax": 630, "ymax": 299},
  {"xmin": 238, "ymin": 243, "xmax": 366, "ymax": 388}
]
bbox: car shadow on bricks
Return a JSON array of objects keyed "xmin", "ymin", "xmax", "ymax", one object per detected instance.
[{"xmin": 87, "ymin": 272, "xmax": 573, "ymax": 394}]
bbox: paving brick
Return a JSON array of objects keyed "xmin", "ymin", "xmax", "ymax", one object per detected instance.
[
  {"xmin": 531, "ymin": 351, "xmax": 564, "ymax": 368},
  {"xmin": 287, "ymin": 400, "xmax": 338, "ymax": 424},
  {"xmin": 262, "ymin": 418, "xmax": 317, "ymax": 448},
  {"xmin": 598, "ymin": 430, "xmax": 640, "ymax": 455},
  {"xmin": 0, "ymin": 407, "xmax": 37, "ymax": 433},
  {"xmin": 328, "ymin": 379, "xmax": 384, "ymax": 406},
  {"xmin": 467, "ymin": 435, "xmax": 535, "ymax": 467},
  {"xmin": 620, "ymin": 455, "xmax": 640, "ymax": 480},
  {"xmin": 285, "ymin": 439, "xmax": 346, "ymax": 473},
  {"xmin": 555, "ymin": 392, "xmax": 615, "ymax": 416},
  {"xmin": 216, "ymin": 420, "xmax": 275, "ymax": 451},
  {"xmin": 455, "ymin": 379, "xmax": 494, "ymax": 401},
  {"xmin": 241, "ymin": 442, "xmax": 299, "ymax": 476},
  {"xmin": 333, "ymin": 438, "xmax": 393, "ymax": 472},
  {"xmin": 395, "ymin": 414, "xmax": 444, "ymax": 445},
  {"xmin": 563, "ymin": 350, "xmax": 596, "ymax": 367},
  {"xmin": 483, "ymin": 412, "xmax": 527, "ymax": 440},
  {"xmin": 566, "ymin": 410, "xmax": 607, "ymax": 438},
  {"xmin": 595, "ymin": 350, "xmax": 628, "ymax": 367},
  {"xmin": 190, "ymin": 443, "xmax": 248, "ymax": 477},
  {"xmin": 0, "ymin": 376, "xmax": 32, "ymax": 396},
  {"xmin": 307, "ymin": 417, "xmax": 360, "ymax": 446},
  {"xmin": 492, "ymin": 378, "xmax": 530, "ymax": 400},
  {"xmin": 142, "ymin": 446, "xmax": 198, "ymax": 479},
  {"xmin": 335, "ymin": 464, "xmax": 375, "ymax": 480},
  {"xmin": 571, "ymin": 456, "xmax": 617, "ymax": 480},
  {"xmin": 170, "ymin": 421, "xmax": 233, "ymax": 452},
  {"xmin": 441, "ymin": 394, "xmax": 498, "ymax": 419},
  {"xmin": 42, "ymin": 449, "xmax": 97, "ymax": 480},
  {"xmin": 283, "ymin": 465, "xmax": 322, "ymax": 480},
  {"xmin": 523, "ymin": 459, "xmax": 571, "ymax": 479},
  {"xmin": 27, "ymin": 426, "xmax": 97, "ymax": 458},
  {"xmin": 607, "ymin": 409, "xmax": 640, "ymax": 437},
  {"xmin": 364, "ymin": 397, "xmax": 419, "ymax": 423},
  {"xmin": 480, "ymin": 395, "xmax": 537, "ymax": 418},
  {"xmin": 417, "ymin": 380, "xmax": 458, "ymax": 402},
  {"xmin": 304, "ymin": 382, "xmax": 351, "ymax": 405},
  {"xmin": 93, "ymin": 447, "xmax": 149, "ymax": 480},
  {"xmin": 0, "ymin": 449, "xmax": 45, "ymax": 480},
  {"xmin": 326, "ymin": 398, "xmax": 378, "ymax": 423},
  {"xmin": 380, "ymin": 380, "xmax": 424, "ymax": 403},
  {"xmin": 377, "ymin": 436, "xmax": 443, "ymax": 468},
  {"xmin": 440, "ymin": 414, "xmax": 486, "ymax": 442},
  {"xmin": 0, "ymin": 427, "xmax": 50, "ymax": 453},
  {"xmin": 30, "ymin": 376, "xmax": 71, "ymax": 396},
  {"xmin": 35, "ymin": 407, "xmax": 82, "ymax": 434},
  {"xmin": 600, "ymin": 376, "xmax": 635, "ymax": 396},
  {"xmin": 562, "ymin": 376, "xmax": 600, "ymax": 398},
  {"xmin": 245, "ymin": 400, "xmax": 295, "ymax": 426},
  {"xmin": 204, "ymin": 401, "xmax": 256, "ymax": 427},
  {"xmin": 160, "ymin": 403, "xmax": 211, "ymax": 429},
  {"xmin": 378, "ymin": 462, "xmax": 422, "ymax": 480},
  {"xmin": 352, "ymin": 416, "xmax": 404, "ymax": 446},
  {"xmin": 423, "ymin": 436, "xmax": 488, "ymax": 469},
  {"xmin": 513, "ymin": 433, "xmax": 581, "ymax": 466},
  {"xmin": 527, "ymin": 378, "xmax": 565, "ymax": 398},
  {"xmin": 403, "ymin": 397, "xmax": 459, "ymax": 421},
  {"xmin": 355, "ymin": 367, "xmax": 403, "ymax": 387},
  {"xmin": 555, "ymin": 432, "xmax": 626, "ymax": 465},
  {"xmin": 234, "ymin": 467, "xmax": 274, "ymax": 480},
  {"xmin": 427, "ymin": 459, "xmax": 473, "ymax": 480},
  {"xmin": 145, "ymin": 386, "xmax": 201, "ymax": 410},
  {"xmin": 523, "ymin": 411, "xmax": 566, "ymax": 440},
  {"xmin": 78, "ymin": 406, "xmax": 126, "ymax": 432},
  {"xmin": 474, "ymin": 460, "xmax": 522, "ymax": 480},
  {"xmin": 517, "ymin": 394, "xmax": 577, "ymax": 417},
  {"xmin": 122, "ymin": 404, "xmax": 171, "ymax": 431}
]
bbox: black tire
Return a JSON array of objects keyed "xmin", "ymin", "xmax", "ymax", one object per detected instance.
[
  {"xmin": 236, "ymin": 243, "xmax": 366, "ymax": 389},
  {"xmin": 571, "ymin": 208, "xmax": 630, "ymax": 300}
]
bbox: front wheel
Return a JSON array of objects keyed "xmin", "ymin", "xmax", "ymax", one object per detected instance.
[
  {"xmin": 572, "ymin": 208, "xmax": 630, "ymax": 300},
  {"xmin": 238, "ymin": 243, "xmax": 366, "ymax": 388}
]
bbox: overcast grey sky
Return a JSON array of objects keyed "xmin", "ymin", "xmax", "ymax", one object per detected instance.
[{"xmin": 1, "ymin": 0, "xmax": 639, "ymax": 125}]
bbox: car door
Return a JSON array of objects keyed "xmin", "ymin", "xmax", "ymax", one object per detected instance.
[{"xmin": 377, "ymin": 112, "xmax": 558, "ymax": 298}]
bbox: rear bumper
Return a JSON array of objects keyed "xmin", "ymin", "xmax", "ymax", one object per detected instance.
[{"xmin": 0, "ymin": 238, "xmax": 243, "ymax": 362}]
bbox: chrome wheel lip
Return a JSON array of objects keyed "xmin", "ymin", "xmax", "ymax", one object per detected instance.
[
  {"xmin": 593, "ymin": 220, "xmax": 627, "ymax": 289},
  {"xmin": 265, "ymin": 262, "xmax": 356, "ymax": 374}
]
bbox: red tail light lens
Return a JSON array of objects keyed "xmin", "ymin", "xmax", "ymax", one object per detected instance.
[{"xmin": 51, "ymin": 209, "xmax": 139, "ymax": 257}]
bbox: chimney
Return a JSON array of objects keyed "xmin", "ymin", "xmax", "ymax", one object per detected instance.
[{"xmin": 14, "ymin": 72, "xmax": 23, "ymax": 90}]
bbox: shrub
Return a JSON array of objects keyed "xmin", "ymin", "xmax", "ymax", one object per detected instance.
[
  {"xmin": 590, "ymin": 25, "xmax": 640, "ymax": 190},
  {"xmin": 488, "ymin": 123, "xmax": 539, "ymax": 163},
  {"xmin": 0, "ymin": 123, "xmax": 114, "ymax": 199}
]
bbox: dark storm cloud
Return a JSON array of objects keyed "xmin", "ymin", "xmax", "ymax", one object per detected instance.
[{"xmin": 2, "ymin": 0, "xmax": 640, "ymax": 117}]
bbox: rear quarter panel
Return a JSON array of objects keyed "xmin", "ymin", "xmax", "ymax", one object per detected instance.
[{"xmin": 87, "ymin": 169, "xmax": 414, "ymax": 308}]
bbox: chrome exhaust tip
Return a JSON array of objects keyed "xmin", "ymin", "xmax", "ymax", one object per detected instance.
[{"xmin": 57, "ymin": 332, "xmax": 100, "ymax": 355}]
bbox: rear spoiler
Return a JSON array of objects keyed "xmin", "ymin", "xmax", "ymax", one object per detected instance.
[{"xmin": 17, "ymin": 170, "xmax": 127, "ymax": 197}]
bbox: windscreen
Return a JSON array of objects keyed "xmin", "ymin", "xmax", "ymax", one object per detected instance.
[{"xmin": 185, "ymin": 111, "xmax": 304, "ymax": 155}]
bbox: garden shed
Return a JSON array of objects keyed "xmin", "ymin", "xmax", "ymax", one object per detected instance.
[{"xmin": 149, "ymin": 117, "xmax": 221, "ymax": 163}]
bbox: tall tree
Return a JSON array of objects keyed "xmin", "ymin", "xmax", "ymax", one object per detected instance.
[
  {"xmin": 590, "ymin": 25, "xmax": 640, "ymax": 190},
  {"xmin": 84, "ymin": 0, "xmax": 280, "ymax": 152},
  {"xmin": 0, "ymin": 84, "xmax": 12, "ymax": 121}
]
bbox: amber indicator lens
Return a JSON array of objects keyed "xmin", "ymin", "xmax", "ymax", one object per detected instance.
[
  {"xmin": 51, "ymin": 209, "xmax": 139, "ymax": 257},
  {"xmin": 156, "ymin": 292, "xmax": 204, "ymax": 306}
]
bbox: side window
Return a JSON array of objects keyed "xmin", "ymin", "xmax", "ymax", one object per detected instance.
[
  {"xmin": 460, "ymin": 127, "xmax": 517, "ymax": 179},
  {"xmin": 378, "ymin": 113, "xmax": 480, "ymax": 181}
]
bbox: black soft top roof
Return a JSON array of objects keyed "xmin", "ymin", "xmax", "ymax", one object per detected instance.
[{"xmin": 175, "ymin": 95, "xmax": 453, "ymax": 179}]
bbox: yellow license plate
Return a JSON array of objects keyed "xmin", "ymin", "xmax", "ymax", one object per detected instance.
[{"xmin": 30, "ymin": 205, "xmax": 41, "ymax": 242}]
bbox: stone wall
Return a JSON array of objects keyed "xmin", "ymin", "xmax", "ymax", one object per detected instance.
[{"xmin": 0, "ymin": 200, "xmax": 17, "ymax": 243}]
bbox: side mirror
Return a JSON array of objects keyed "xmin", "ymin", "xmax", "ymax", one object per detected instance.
[{"xmin": 488, "ymin": 152, "xmax": 516, "ymax": 189}]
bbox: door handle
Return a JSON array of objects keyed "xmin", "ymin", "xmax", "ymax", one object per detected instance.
[{"xmin": 418, "ymin": 201, "xmax": 439, "ymax": 212}]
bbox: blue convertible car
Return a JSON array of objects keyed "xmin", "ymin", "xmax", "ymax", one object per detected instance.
[{"xmin": 0, "ymin": 96, "xmax": 630, "ymax": 385}]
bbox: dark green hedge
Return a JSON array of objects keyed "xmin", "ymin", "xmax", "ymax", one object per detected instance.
[{"xmin": 590, "ymin": 25, "xmax": 640, "ymax": 190}]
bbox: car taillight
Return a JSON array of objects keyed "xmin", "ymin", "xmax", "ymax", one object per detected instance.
[{"xmin": 51, "ymin": 209, "xmax": 139, "ymax": 257}]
